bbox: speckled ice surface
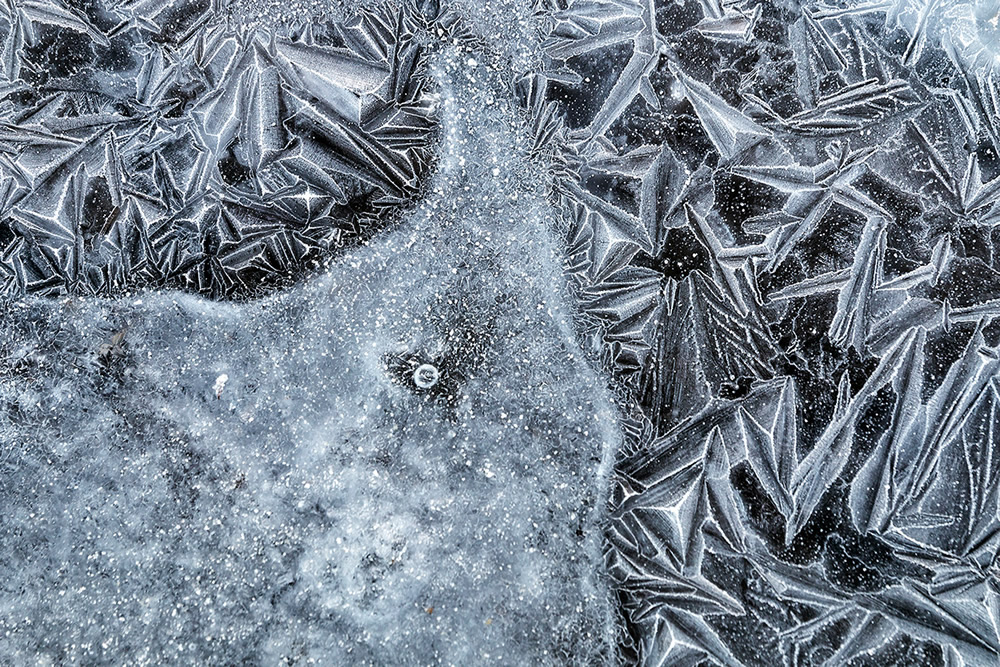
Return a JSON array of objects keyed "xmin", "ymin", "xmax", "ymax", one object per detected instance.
[{"xmin": 0, "ymin": 52, "xmax": 619, "ymax": 665}]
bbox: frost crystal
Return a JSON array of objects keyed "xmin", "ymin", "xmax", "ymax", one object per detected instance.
[{"xmin": 537, "ymin": 0, "xmax": 1000, "ymax": 664}]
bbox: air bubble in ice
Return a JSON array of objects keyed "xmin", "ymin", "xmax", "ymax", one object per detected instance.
[{"xmin": 413, "ymin": 363, "xmax": 440, "ymax": 388}]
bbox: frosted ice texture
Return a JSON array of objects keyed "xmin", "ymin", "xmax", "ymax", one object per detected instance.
[
  {"xmin": 540, "ymin": 1, "xmax": 1000, "ymax": 665},
  {"xmin": 0, "ymin": 29, "xmax": 617, "ymax": 665},
  {"xmin": 7, "ymin": 0, "xmax": 1000, "ymax": 665}
]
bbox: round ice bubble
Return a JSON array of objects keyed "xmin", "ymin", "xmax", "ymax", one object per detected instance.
[{"xmin": 412, "ymin": 363, "xmax": 440, "ymax": 389}]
